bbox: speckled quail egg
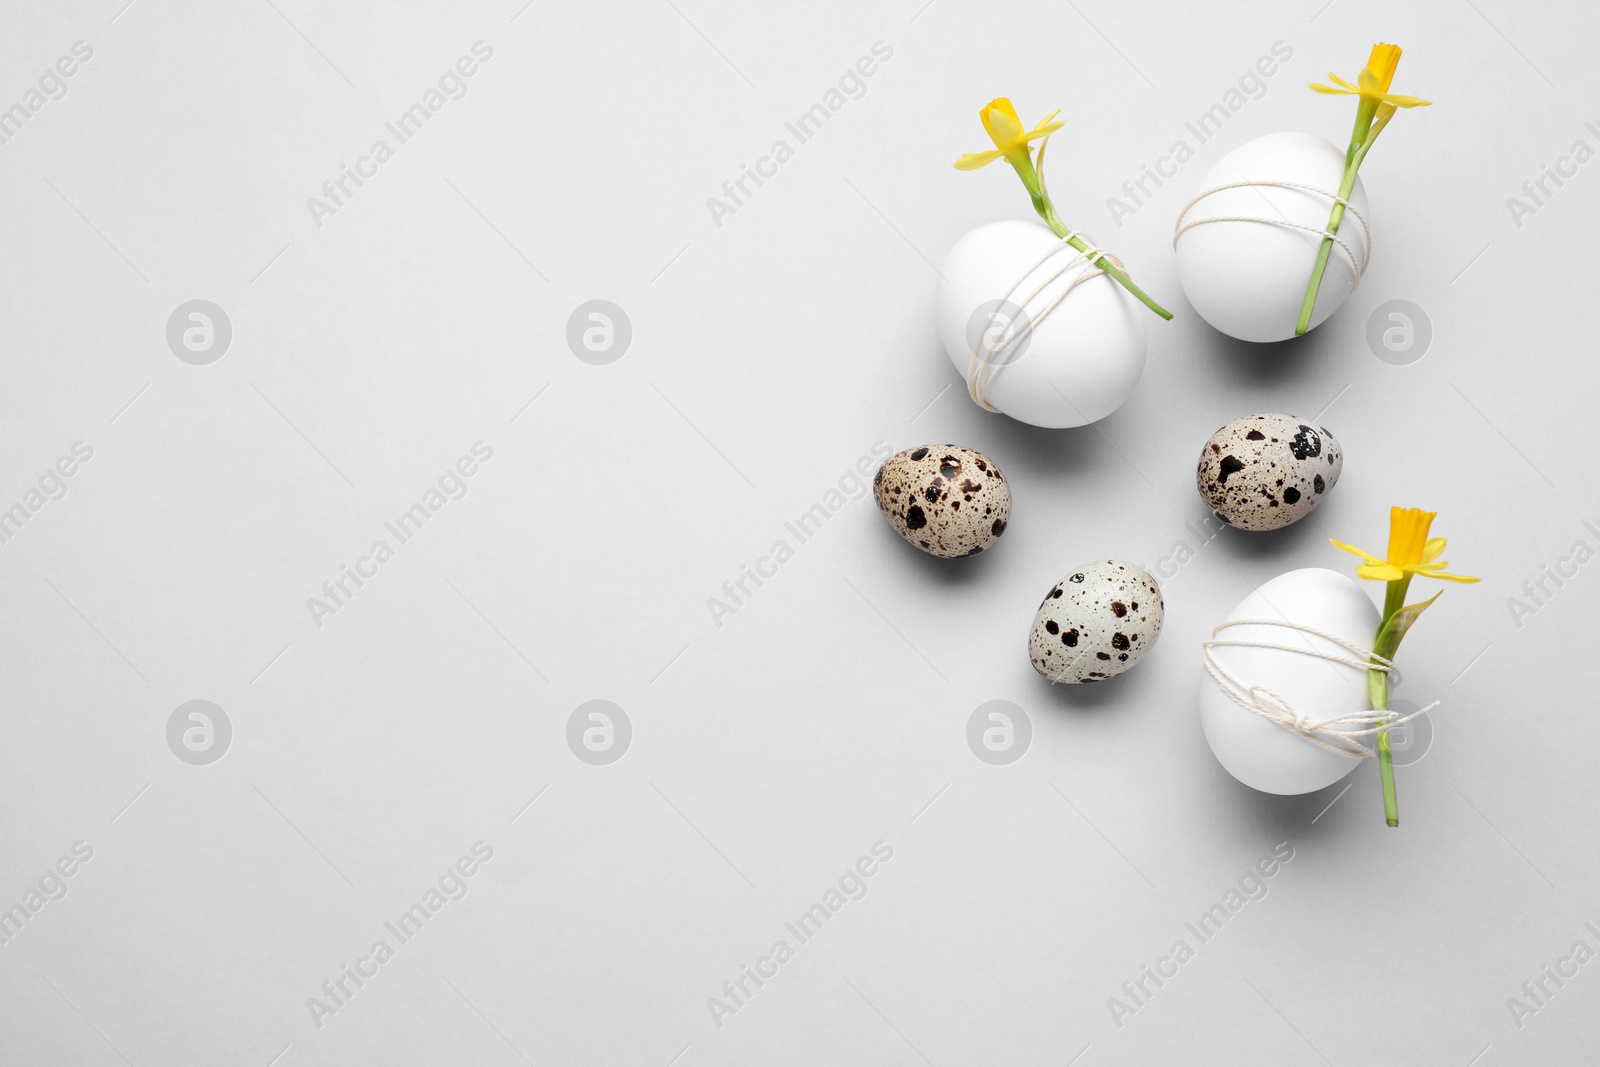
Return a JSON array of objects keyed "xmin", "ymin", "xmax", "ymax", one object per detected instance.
[
  {"xmin": 873, "ymin": 445, "xmax": 1010, "ymax": 558},
  {"xmin": 1029, "ymin": 560, "xmax": 1163, "ymax": 684},
  {"xmin": 1196, "ymin": 414, "xmax": 1342, "ymax": 532}
]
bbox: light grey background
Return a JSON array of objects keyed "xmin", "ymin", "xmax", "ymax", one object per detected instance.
[{"xmin": 2, "ymin": 0, "xmax": 1596, "ymax": 1064}]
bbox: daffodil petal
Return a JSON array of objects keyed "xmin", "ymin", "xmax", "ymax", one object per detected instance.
[
  {"xmin": 1427, "ymin": 571, "xmax": 1480, "ymax": 583},
  {"xmin": 1308, "ymin": 82, "xmax": 1354, "ymax": 95},
  {"xmin": 1357, "ymin": 563, "xmax": 1405, "ymax": 582},
  {"xmin": 1358, "ymin": 67, "xmax": 1381, "ymax": 94},
  {"xmin": 1330, "ymin": 538, "xmax": 1379, "ymax": 560},
  {"xmin": 1381, "ymin": 93, "xmax": 1431, "ymax": 108},
  {"xmin": 1421, "ymin": 537, "xmax": 1447, "ymax": 563},
  {"xmin": 1025, "ymin": 120, "xmax": 1065, "ymax": 141},
  {"xmin": 953, "ymin": 150, "xmax": 1003, "ymax": 170},
  {"xmin": 1329, "ymin": 72, "xmax": 1360, "ymax": 91}
]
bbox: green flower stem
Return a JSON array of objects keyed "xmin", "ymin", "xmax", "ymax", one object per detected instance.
[
  {"xmin": 1369, "ymin": 572, "xmax": 1413, "ymax": 828},
  {"xmin": 1293, "ymin": 164, "xmax": 1361, "ymax": 337},
  {"xmin": 1007, "ymin": 151, "xmax": 1173, "ymax": 321},
  {"xmin": 1382, "ymin": 571, "xmax": 1413, "ymax": 623},
  {"xmin": 1368, "ymin": 667, "xmax": 1398, "ymax": 827},
  {"xmin": 1036, "ymin": 201, "xmax": 1174, "ymax": 321},
  {"xmin": 1294, "ymin": 106, "xmax": 1395, "ymax": 336}
]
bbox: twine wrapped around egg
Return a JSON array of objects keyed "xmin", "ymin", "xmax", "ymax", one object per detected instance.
[
  {"xmin": 1173, "ymin": 180, "xmax": 1372, "ymax": 283},
  {"xmin": 1171, "ymin": 132, "xmax": 1371, "ymax": 342},
  {"xmin": 965, "ymin": 232, "xmax": 1124, "ymax": 413},
  {"xmin": 937, "ymin": 220, "xmax": 1148, "ymax": 429},
  {"xmin": 1202, "ymin": 617, "xmax": 1437, "ymax": 759}
]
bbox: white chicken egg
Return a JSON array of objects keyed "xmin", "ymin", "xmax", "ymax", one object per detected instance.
[
  {"xmin": 1198, "ymin": 567, "xmax": 1380, "ymax": 795},
  {"xmin": 936, "ymin": 220, "xmax": 1147, "ymax": 428},
  {"xmin": 1175, "ymin": 132, "xmax": 1370, "ymax": 343}
]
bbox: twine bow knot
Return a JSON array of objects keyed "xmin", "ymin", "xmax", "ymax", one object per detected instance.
[{"xmin": 1202, "ymin": 618, "xmax": 1440, "ymax": 759}]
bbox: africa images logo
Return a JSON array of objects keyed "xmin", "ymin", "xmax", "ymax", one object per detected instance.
[
  {"xmin": 705, "ymin": 841, "xmax": 894, "ymax": 1029},
  {"xmin": 305, "ymin": 442, "xmax": 494, "ymax": 628},
  {"xmin": 0, "ymin": 841, "xmax": 94, "ymax": 948},
  {"xmin": 305, "ymin": 42, "xmax": 494, "ymax": 229},
  {"xmin": 304, "ymin": 841, "xmax": 495, "ymax": 1029}
]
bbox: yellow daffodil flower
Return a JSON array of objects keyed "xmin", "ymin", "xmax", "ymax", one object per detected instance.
[
  {"xmin": 1330, "ymin": 505, "xmax": 1478, "ymax": 827},
  {"xmin": 949, "ymin": 96, "xmax": 1172, "ymax": 319},
  {"xmin": 1330, "ymin": 506, "xmax": 1480, "ymax": 584},
  {"xmin": 1295, "ymin": 44, "xmax": 1432, "ymax": 336},
  {"xmin": 1309, "ymin": 43, "xmax": 1432, "ymax": 110},
  {"xmin": 952, "ymin": 98, "xmax": 1064, "ymax": 171}
]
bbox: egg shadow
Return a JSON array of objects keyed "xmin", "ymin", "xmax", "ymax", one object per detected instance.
[
  {"xmin": 920, "ymin": 348, "xmax": 1129, "ymax": 483},
  {"xmin": 1202, "ymin": 758, "xmax": 1370, "ymax": 843},
  {"xmin": 1204, "ymin": 324, "xmax": 1340, "ymax": 390},
  {"xmin": 1207, "ymin": 506, "xmax": 1336, "ymax": 570},
  {"xmin": 879, "ymin": 530, "xmax": 1008, "ymax": 590},
  {"xmin": 968, "ymin": 417, "xmax": 1112, "ymax": 484},
  {"xmin": 1029, "ymin": 660, "xmax": 1152, "ymax": 714}
]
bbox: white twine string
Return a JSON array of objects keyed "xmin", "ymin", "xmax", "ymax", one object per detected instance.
[
  {"xmin": 1202, "ymin": 618, "xmax": 1438, "ymax": 759},
  {"xmin": 966, "ymin": 232, "xmax": 1121, "ymax": 413},
  {"xmin": 1172, "ymin": 179, "xmax": 1372, "ymax": 280}
]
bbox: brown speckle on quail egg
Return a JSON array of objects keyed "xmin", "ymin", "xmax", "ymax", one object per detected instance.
[
  {"xmin": 1029, "ymin": 560, "xmax": 1163, "ymax": 683},
  {"xmin": 1196, "ymin": 414, "xmax": 1342, "ymax": 532},
  {"xmin": 874, "ymin": 445, "xmax": 1010, "ymax": 558}
]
